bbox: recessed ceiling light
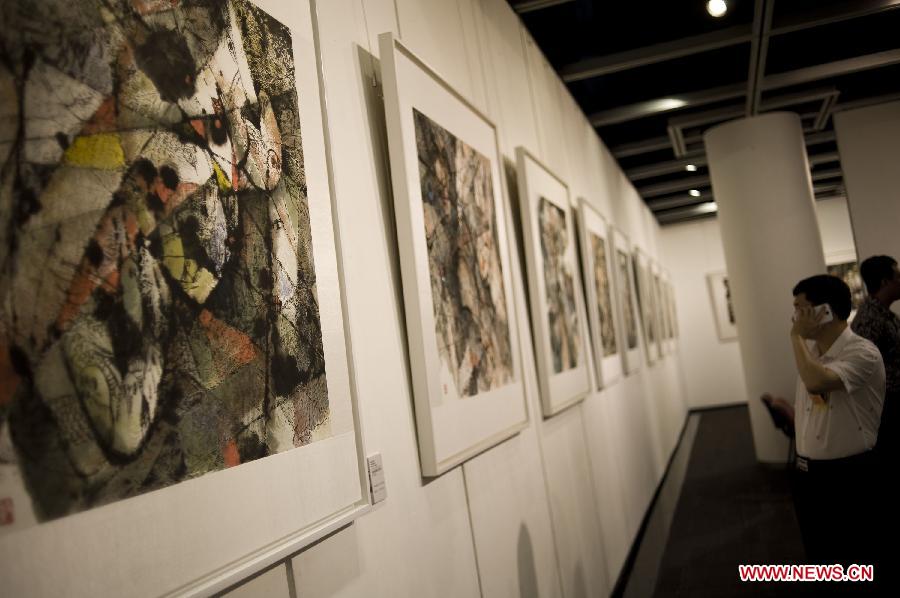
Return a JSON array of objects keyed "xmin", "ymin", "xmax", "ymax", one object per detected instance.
[
  {"xmin": 685, "ymin": 164, "xmax": 698, "ymax": 172},
  {"xmin": 707, "ymin": 0, "xmax": 728, "ymax": 18},
  {"xmin": 689, "ymin": 189, "xmax": 701, "ymax": 197}
]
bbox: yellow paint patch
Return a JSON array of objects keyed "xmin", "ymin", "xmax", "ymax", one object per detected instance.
[
  {"xmin": 64, "ymin": 133, "xmax": 125, "ymax": 169},
  {"xmin": 161, "ymin": 229, "xmax": 185, "ymax": 282},
  {"xmin": 212, "ymin": 162, "xmax": 231, "ymax": 191}
]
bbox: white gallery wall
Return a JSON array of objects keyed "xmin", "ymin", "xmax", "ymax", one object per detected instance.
[
  {"xmin": 220, "ymin": 0, "xmax": 690, "ymax": 596},
  {"xmin": 660, "ymin": 197, "xmax": 857, "ymax": 411}
]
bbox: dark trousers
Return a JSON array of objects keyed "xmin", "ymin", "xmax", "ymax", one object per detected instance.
[{"xmin": 793, "ymin": 450, "xmax": 892, "ymax": 594}]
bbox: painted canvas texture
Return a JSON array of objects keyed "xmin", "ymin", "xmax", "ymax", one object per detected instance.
[
  {"xmin": 633, "ymin": 255, "xmax": 656, "ymax": 345},
  {"xmin": 589, "ymin": 233, "xmax": 617, "ymax": 357},
  {"xmin": 0, "ymin": 0, "xmax": 331, "ymax": 528},
  {"xmin": 413, "ymin": 109, "xmax": 513, "ymax": 397},
  {"xmin": 653, "ymin": 273, "xmax": 670, "ymax": 341},
  {"xmin": 538, "ymin": 198, "xmax": 580, "ymax": 373},
  {"xmin": 827, "ymin": 261, "xmax": 866, "ymax": 311},
  {"xmin": 617, "ymin": 250, "xmax": 638, "ymax": 350}
]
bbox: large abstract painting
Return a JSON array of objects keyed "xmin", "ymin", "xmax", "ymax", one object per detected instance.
[
  {"xmin": 539, "ymin": 198, "xmax": 581, "ymax": 373},
  {"xmin": 0, "ymin": 0, "xmax": 331, "ymax": 527},
  {"xmin": 381, "ymin": 34, "xmax": 526, "ymax": 476},
  {"xmin": 413, "ymin": 109, "xmax": 513, "ymax": 397}
]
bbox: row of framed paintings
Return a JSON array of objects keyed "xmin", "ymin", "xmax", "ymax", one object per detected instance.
[
  {"xmin": 0, "ymin": 5, "xmax": 682, "ymax": 593},
  {"xmin": 379, "ymin": 33, "xmax": 680, "ymax": 479}
]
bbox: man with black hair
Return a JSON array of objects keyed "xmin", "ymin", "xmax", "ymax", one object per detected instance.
[
  {"xmin": 763, "ymin": 274, "xmax": 885, "ymax": 567},
  {"xmin": 853, "ymin": 255, "xmax": 900, "ymax": 457}
]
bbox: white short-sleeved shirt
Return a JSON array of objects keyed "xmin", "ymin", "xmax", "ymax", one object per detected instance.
[{"xmin": 794, "ymin": 326, "xmax": 885, "ymax": 460}]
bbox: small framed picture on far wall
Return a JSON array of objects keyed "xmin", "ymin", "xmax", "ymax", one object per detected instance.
[{"xmin": 707, "ymin": 271, "xmax": 738, "ymax": 341}]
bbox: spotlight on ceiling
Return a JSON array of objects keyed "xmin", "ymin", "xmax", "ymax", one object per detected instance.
[
  {"xmin": 685, "ymin": 164, "xmax": 698, "ymax": 172},
  {"xmin": 689, "ymin": 189, "xmax": 701, "ymax": 197},
  {"xmin": 707, "ymin": 0, "xmax": 728, "ymax": 18}
]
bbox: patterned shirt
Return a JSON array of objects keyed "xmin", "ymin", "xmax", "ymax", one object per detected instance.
[{"xmin": 852, "ymin": 297, "xmax": 900, "ymax": 395}]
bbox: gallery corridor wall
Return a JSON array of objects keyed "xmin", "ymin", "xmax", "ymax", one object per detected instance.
[
  {"xmin": 1, "ymin": 0, "xmax": 691, "ymax": 596},
  {"xmin": 258, "ymin": 1, "xmax": 689, "ymax": 596}
]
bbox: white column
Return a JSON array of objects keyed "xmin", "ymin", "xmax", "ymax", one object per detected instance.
[
  {"xmin": 704, "ymin": 112, "xmax": 826, "ymax": 463},
  {"xmin": 834, "ymin": 101, "xmax": 900, "ymax": 315}
]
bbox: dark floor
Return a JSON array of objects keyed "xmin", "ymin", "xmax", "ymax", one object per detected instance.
[{"xmin": 651, "ymin": 406, "xmax": 814, "ymax": 597}]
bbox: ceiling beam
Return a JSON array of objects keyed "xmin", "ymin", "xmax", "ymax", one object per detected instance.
[
  {"xmin": 763, "ymin": 49, "xmax": 900, "ymax": 90},
  {"xmin": 636, "ymin": 164, "xmax": 840, "ymax": 199},
  {"xmin": 626, "ymin": 155, "xmax": 708, "ymax": 181},
  {"xmin": 648, "ymin": 193, "xmax": 713, "ymax": 212},
  {"xmin": 637, "ymin": 175, "xmax": 711, "ymax": 198},
  {"xmin": 805, "ymin": 131, "xmax": 836, "ymax": 146},
  {"xmin": 771, "ymin": 0, "xmax": 900, "ymax": 36},
  {"xmin": 614, "ymin": 129, "xmax": 831, "ymax": 160},
  {"xmin": 592, "ymin": 49, "xmax": 900, "ymax": 128},
  {"xmin": 814, "ymin": 182, "xmax": 844, "ymax": 195},
  {"xmin": 589, "ymin": 84, "xmax": 745, "ymax": 127},
  {"xmin": 809, "ymin": 152, "xmax": 840, "ymax": 166},
  {"xmin": 560, "ymin": 25, "xmax": 753, "ymax": 83},
  {"xmin": 811, "ymin": 168, "xmax": 843, "ymax": 182},
  {"xmin": 512, "ymin": 0, "xmax": 575, "ymax": 14},
  {"xmin": 746, "ymin": 0, "xmax": 775, "ymax": 115},
  {"xmin": 656, "ymin": 202, "xmax": 719, "ymax": 225},
  {"xmin": 833, "ymin": 91, "xmax": 900, "ymax": 113}
]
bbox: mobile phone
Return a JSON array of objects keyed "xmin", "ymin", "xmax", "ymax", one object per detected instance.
[
  {"xmin": 815, "ymin": 304, "xmax": 834, "ymax": 324},
  {"xmin": 792, "ymin": 304, "xmax": 834, "ymax": 323}
]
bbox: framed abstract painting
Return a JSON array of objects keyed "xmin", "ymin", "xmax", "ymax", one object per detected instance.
[
  {"xmin": 576, "ymin": 199, "xmax": 622, "ymax": 389},
  {"xmin": 379, "ymin": 33, "xmax": 527, "ymax": 476},
  {"xmin": 610, "ymin": 229, "xmax": 642, "ymax": 375},
  {"xmin": 708, "ymin": 271, "xmax": 738, "ymax": 341},
  {"xmin": 516, "ymin": 147, "xmax": 591, "ymax": 416},
  {"xmin": 632, "ymin": 250, "xmax": 660, "ymax": 365},
  {"xmin": 0, "ymin": 1, "xmax": 371, "ymax": 595},
  {"xmin": 651, "ymin": 262, "xmax": 670, "ymax": 356}
]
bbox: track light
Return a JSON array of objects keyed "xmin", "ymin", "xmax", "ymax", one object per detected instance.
[
  {"xmin": 689, "ymin": 189, "xmax": 701, "ymax": 197},
  {"xmin": 685, "ymin": 164, "xmax": 698, "ymax": 172},
  {"xmin": 707, "ymin": 0, "xmax": 727, "ymax": 18}
]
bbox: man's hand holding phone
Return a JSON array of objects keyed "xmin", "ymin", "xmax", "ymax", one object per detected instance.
[{"xmin": 791, "ymin": 304, "xmax": 833, "ymax": 339}]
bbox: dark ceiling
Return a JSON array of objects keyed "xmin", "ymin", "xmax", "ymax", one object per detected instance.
[{"xmin": 509, "ymin": 0, "xmax": 900, "ymax": 224}]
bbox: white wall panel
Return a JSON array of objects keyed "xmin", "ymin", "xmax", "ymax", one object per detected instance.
[
  {"xmin": 577, "ymin": 390, "xmax": 630, "ymax": 584},
  {"xmin": 394, "ymin": 0, "xmax": 486, "ymax": 112},
  {"xmin": 475, "ymin": 0, "xmax": 540, "ymax": 156},
  {"xmin": 357, "ymin": 0, "xmax": 400, "ymax": 51},
  {"xmin": 522, "ymin": 34, "xmax": 570, "ymax": 179},
  {"xmin": 463, "ymin": 429, "xmax": 563, "ymax": 598},
  {"xmin": 540, "ymin": 406, "xmax": 608, "ymax": 598},
  {"xmin": 290, "ymin": 2, "xmax": 480, "ymax": 597},
  {"xmin": 223, "ymin": 565, "xmax": 291, "ymax": 598}
]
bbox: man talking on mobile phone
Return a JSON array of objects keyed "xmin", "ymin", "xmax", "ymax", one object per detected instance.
[{"xmin": 762, "ymin": 275, "xmax": 885, "ymax": 569}]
